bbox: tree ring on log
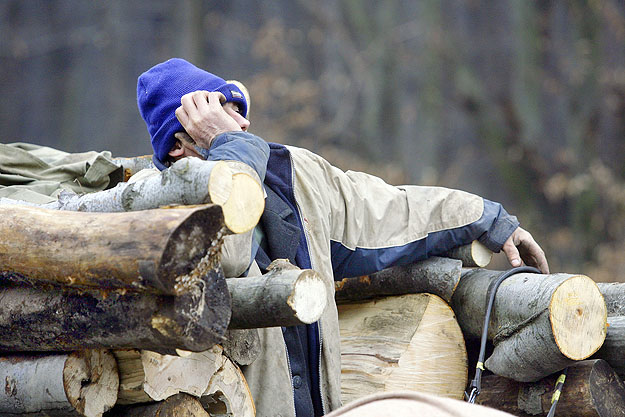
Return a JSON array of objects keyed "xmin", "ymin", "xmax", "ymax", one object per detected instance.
[
  {"xmin": 288, "ymin": 270, "xmax": 329, "ymax": 324},
  {"xmin": 207, "ymin": 161, "xmax": 233, "ymax": 206},
  {"xmin": 550, "ymin": 276, "xmax": 607, "ymax": 360},
  {"xmin": 220, "ymin": 173, "xmax": 265, "ymax": 234}
]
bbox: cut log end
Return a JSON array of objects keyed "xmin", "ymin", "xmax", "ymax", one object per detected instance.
[
  {"xmin": 221, "ymin": 172, "xmax": 265, "ymax": 234},
  {"xmin": 289, "ymin": 270, "xmax": 329, "ymax": 324},
  {"xmin": 64, "ymin": 350, "xmax": 119, "ymax": 417},
  {"xmin": 444, "ymin": 241, "xmax": 493, "ymax": 268},
  {"xmin": 550, "ymin": 276, "xmax": 607, "ymax": 360},
  {"xmin": 207, "ymin": 161, "xmax": 233, "ymax": 206}
]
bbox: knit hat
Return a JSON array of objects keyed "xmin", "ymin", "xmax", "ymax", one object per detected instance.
[{"xmin": 137, "ymin": 58, "xmax": 248, "ymax": 166}]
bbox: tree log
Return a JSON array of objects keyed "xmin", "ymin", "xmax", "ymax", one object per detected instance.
[
  {"xmin": 335, "ymin": 256, "xmax": 462, "ymax": 304},
  {"xmin": 443, "ymin": 240, "xmax": 493, "ymax": 268},
  {"xmin": 220, "ymin": 329, "xmax": 261, "ymax": 366},
  {"xmin": 451, "ymin": 269, "xmax": 607, "ymax": 382},
  {"xmin": 597, "ymin": 282, "xmax": 625, "ymax": 315},
  {"xmin": 227, "ymin": 266, "xmax": 328, "ymax": 328},
  {"xmin": 476, "ymin": 359, "xmax": 625, "ymax": 417},
  {"xmin": 46, "ymin": 157, "xmax": 264, "ymax": 234},
  {"xmin": 0, "ymin": 350, "xmax": 118, "ymax": 417},
  {"xmin": 106, "ymin": 393, "xmax": 209, "ymax": 417},
  {"xmin": 0, "ymin": 204, "xmax": 224, "ymax": 293},
  {"xmin": 0, "ymin": 270, "xmax": 230, "ymax": 353},
  {"xmin": 114, "ymin": 346, "xmax": 254, "ymax": 416},
  {"xmin": 338, "ymin": 293, "xmax": 468, "ymax": 404},
  {"xmin": 112, "ymin": 155, "xmax": 154, "ymax": 182}
]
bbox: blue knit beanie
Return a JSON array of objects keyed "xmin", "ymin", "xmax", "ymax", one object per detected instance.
[{"xmin": 137, "ymin": 58, "xmax": 248, "ymax": 167}]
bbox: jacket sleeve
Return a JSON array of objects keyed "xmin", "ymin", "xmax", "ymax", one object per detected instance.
[
  {"xmin": 288, "ymin": 147, "xmax": 519, "ymax": 280},
  {"xmin": 206, "ymin": 131, "xmax": 270, "ymax": 181}
]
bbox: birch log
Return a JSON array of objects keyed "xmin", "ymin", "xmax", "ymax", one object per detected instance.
[
  {"xmin": 338, "ymin": 293, "xmax": 468, "ymax": 404},
  {"xmin": 47, "ymin": 157, "xmax": 264, "ymax": 234},
  {"xmin": 0, "ymin": 350, "xmax": 118, "ymax": 417},
  {"xmin": 476, "ymin": 359, "xmax": 625, "ymax": 417},
  {"xmin": 227, "ymin": 267, "xmax": 328, "ymax": 328},
  {"xmin": 335, "ymin": 256, "xmax": 462, "ymax": 304},
  {"xmin": 593, "ymin": 283, "xmax": 625, "ymax": 379},
  {"xmin": 443, "ymin": 240, "xmax": 493, "ymax": 268},
  {"xmin": 451, "ymin": 269, "xmax": 607, "ymax": 382},
  {"xmin": 0, "ymin": 270, "xmax": 230, "ymax": 352},
  {"xmin": 114, "ymin": 346, "xmax": 254, "ymax": 416},
  {"xmin": 106, "ymin": 393, "xmax": 209, "ymax": 417},
  {"xmin": 0, "ymin": 204, "xmax": 224, "ymax": 293},
  {"xmin": 112, "ymin": 155, "xmax": 154, "ymax": 182}
]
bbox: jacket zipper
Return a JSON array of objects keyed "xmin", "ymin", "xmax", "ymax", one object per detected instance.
[{"xmin": 290, "ymin": 156, "xmax": 327, "ymax": 416}]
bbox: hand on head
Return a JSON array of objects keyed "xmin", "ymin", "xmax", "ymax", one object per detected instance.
[
  {"xmin": 175, "ymin": 90, "xmax": 243, "ymax": 149},
  {"xmin": 501, "ymin": 227, "xmax": 549, "ymax": 274}
]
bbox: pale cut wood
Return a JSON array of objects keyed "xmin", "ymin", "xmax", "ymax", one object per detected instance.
[
  {"xmin": 443, "ymin": 240, "xmax": 493, "ymax": 267},
  {"xmin": 476, "ymin": 359, "xmax": 625, "ymax": 417},
  {"xmin": 0, "ymin": 204, "xmax": 224, "ymax": 293},
  {"xmin": 335, "ymin": 256, "xmax": 463, "ymax": 304},
  {"xmin": 451, "ymin": 269, "xmax": 607, "ymax": 382},
  {"xmin": 227, "ymin": 266, "xmax": 328, "ymax": 329},
  {"xmin": 116, "ymin": 345, "xmax": 254, "ymax": 417},
  {"xmin": 112, "ymin": 155, "xmax": 155, "ymax": 182},
  {"xmin": 44, "ymin": 157, "xmax": 263, "ymax": 234},
  {"xmin": 0, "ymin": 350, "xmax": 118, "ymax": 417},
  {"xmin": 106, "ymin": 393, "xmax": 209, "ymax": 417},
  {"xmin": 0, "ymin": 270, "xmax": 230, "ymax": 353},
  {"xmin": 338, "ymin": 293, "xmax": 468, "ymax": 405}
]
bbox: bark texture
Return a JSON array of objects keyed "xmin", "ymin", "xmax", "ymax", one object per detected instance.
[
  {"xmin": 451, "ymin": 269, "xmax": 607, "ymax": 382},
  {"xmin": 476, "ymin": 360, "xmax": 625, "ymax": 417},
  {"xmin": 0, "ymin": 267, "xmax": 230, "ymax": 353},
  {"xmin": 106, "ymin": 393, "xmax": 209, "ymax": 417},
  {"xmin": 0, "ymin": 204, "xmax": 224, "ymax": 294},
  {"xmin": 227, "ymin": 267, "xmax": 328, "ymax": 329},
  {"xmin": 338, "ymin": 293, "xmax": 467, "ymax": 404},
  {"xmin": 335, "ymin": 256, "xmax": 462, "ymax": 304},
  {"xmin": 0, "ymin": 350, "xmax": 118, "ymax": 417},
  {"xmin": 443, "ymin": 240, "xmax": 493, "ymax": 268}
]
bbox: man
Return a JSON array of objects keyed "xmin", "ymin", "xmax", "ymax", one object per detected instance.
[{"xmin": 137, "ymin": 58, "xmax": 548, "ymax": 417}]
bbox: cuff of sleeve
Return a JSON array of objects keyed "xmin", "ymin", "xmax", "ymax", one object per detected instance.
[{"xmin": 478, "ymin": 204, "xmax": 519, "ymax": 252}]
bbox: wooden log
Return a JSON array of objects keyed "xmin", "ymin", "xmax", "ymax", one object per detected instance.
[
  {"xmin": 106, "ymin": 393, "xmax": 209, "ymax": 417},
  {"xmin": 47, "ymin": 157, "xmax": 264, "ymax": 234},
  {"xmin": 0, "ymin": 270, "xmax": 230, "ymax": 352},
  {"xmin": 227, "ymin": 266, "xmax": 328, "ymax": 329},
  {"xmin": 220, "ymin": 329, "xmax": 262, "ymax": 366},
  {"xmin": 338, "ymin": 293, "xmax": 468, "ymax": 405},
  {"xmin": 476, "ymin": 359, "xmax": 625, "ymax": 417},
  {"xmin": 451, "ymin": 269, "xmax": 607, "ymax": 382},
  {"xmin": 0, "ymin": 204, "xmax": 224, "ymax": 293},
  {"xmin": 0, "ymin": 350, "xmax": 118, "ymax": 417},
  {"xmin": 443, "ymin": 240, "xmax": 493, "ymax": 267},
  {"xmin": 597, "ymin": 282, "xmax": 625, "ymax": 315},
  {"xmin": 335, "ymin": 256, "xmax": 462, "ymax": 304},
  {"xmin": 112, "ymin": 155, "xmax": 154, "ymax": 182},
  {"xmin": 592, "ymin": 283, "xmax": 625, "ymax": 378},
  {"xmin": 114, "ymin": 346, "xmax": 254, "ymax": 416}
]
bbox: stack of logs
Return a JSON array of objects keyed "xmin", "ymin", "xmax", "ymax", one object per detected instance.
[
  {"xmin": 2, "ymin": 155, "xmax": 625, "ymax": 416},
  {"xmin": 336, "ymin": 240, "xmax": 625, "ymax": 417},
  {"xmin": 0, "ymin": 158, "xmax": 329, "ymax": 416}
]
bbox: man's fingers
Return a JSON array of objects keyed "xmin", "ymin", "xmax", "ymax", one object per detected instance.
[
  {"xmin": 175, "ymin": 106, "xmax": 189, "ymax": 126},
  {"xmin": 180, "ymin": 93, "xmax": 200, "ymax": 120},
  {"xmin": 192, "ymin": 90, "xmax": 211, "ymax": 112},
  {"xmin": 206, "ymin": 91, "xmax": 227, "ymax": 108},
  {"xmin": 502, "ymin": 238, "xmax": 522, "ymax": 268}
]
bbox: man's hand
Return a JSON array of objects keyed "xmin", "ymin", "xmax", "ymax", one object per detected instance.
[
  {"xmin": 502, "ymin": 227, "xmax": 549, "ymax": 274},
  {"xmin": 175, "ymin": 91, "xmax": 241, "ymax": 149}
]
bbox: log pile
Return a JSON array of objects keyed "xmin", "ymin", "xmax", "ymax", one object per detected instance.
[{"xmin": 0, "ymin": 158, "xmax": 330, "ymax": 416}]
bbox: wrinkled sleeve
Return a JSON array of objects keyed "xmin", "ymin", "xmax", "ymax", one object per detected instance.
[{"xmin": 207, "ymin": 131, "xmax": 270, "ymax": 181}]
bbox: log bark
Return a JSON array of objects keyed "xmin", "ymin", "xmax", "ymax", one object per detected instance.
[
  {"xmin": 597, "ymin": 282, "xmax": 625, "ymax": 315},
  {"xmin": 476, "ymin": 359, "xmax": 625, "ymax": 417},
  {"xmin": 335, "ymin": 256, "xmax": 462, "ymax": 304},
  {"xmin": 443, "ymin": 240, "xmax": 493, "ymax": 268},
  {"xmin": 220, "ymin": 329, "xmax": 261, "ymax": 366},
  {"xmin": 0, "ymin": 350, "xmax": 118, "ymax": 417},
  {"xmin": 114, "ymin": 346, "xmax": 254, "ymax": 416},
  {"xmin": 48, "ymin": 157, "xmax": 264, "ymax": 234},
  {"xmin": 338, "ymin": 293, "xmax": 468, "ymax": 404},
  {"xmin": 594, "ymin": 316, "xmax": 625, "ymax": 380},
  {"xmin": 0, "ymin": 269, "xmax": 230, "ymax": 353},
  {"xmin": 227, "ymin": 266, "xmax": 328, "ymax": 328},
  {"xmin": 451, "ymin": 269, "xmax": 607, "ymax": 382},
  {"xmin": 0, "ymin": 204, "xmax": 224, "ymax": 294},
  {"xmin": 112, "ymin": 155, "xmax": 154, "ymax": 182},
  {"xmin": 106, "ymin": 393, "xmax": 209, "ymax": 417}
]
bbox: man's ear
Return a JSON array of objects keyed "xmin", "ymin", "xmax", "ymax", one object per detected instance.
[{"xmin": 168, "ymin": 140, "xmax": 185, "ymax": 158}]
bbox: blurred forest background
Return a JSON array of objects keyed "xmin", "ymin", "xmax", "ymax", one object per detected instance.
[{"xmin": 1, "ymin": 0, "xmax": 624, "ymax": 280}]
